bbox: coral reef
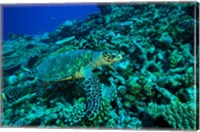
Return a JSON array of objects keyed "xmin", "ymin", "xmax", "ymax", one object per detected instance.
[
  {"xmin": 1, "ymin": 2, "xmax": 198, "ymax": 130},
  {"xmin": 3, "ymin": 37, "xmax": 49, "ymax": 71},
  {"xmin": 162, "ymin": 101, "xmax": 196, "ymax": 130}
]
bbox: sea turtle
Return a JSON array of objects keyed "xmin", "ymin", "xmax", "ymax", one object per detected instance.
[{"xmin": 35, "ymin": 49, "xmax": 122, "ymax": 119}]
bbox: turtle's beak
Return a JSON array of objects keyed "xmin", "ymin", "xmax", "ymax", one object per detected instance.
[
  {"xmin": 113, "ymin": 54, "xmax": 122, "ymax": 62},
  {"xmin": 117, "ymin": 54, "xmax": 123, "ymax": 60}
]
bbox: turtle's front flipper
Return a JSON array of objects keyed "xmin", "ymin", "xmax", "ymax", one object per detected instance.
[{"xmin": 83, "ymin": 73, "xmax": 102, "ymax": 120}]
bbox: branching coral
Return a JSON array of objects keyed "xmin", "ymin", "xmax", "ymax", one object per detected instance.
[
  {"xmin": 162, "ymin": 101, "xmax": 196, "ymax": 130},
  {"xmin": 147, "ymin": 102, "xmax": 165, "ymax": 119},
  {"xmin": 132, "ymin": 40, "xmax": 163, "ymax": 74},
  {"xmin": 2, "ymin": 97, "xmax": 86, "ymax": 127},
  {"xmin": 106, "ymin": 97, "xmax": 142, "ymax": 129},
  {"xmin": 169, "ymin": 50, "xmax": 183, "ymax": 68}
]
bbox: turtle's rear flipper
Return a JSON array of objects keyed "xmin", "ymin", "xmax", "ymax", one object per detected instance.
[{"xmin": 83, "ymin": 73, "xmax": 102, "ymax": 120}]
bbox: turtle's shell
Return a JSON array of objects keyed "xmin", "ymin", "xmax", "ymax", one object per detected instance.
[{"xmin": 36, "ymin": 50, "xmax": 94, "ymax": 82}]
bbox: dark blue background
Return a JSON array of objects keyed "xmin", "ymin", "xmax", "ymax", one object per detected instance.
[{"xmin": 2, "ymin": 4, "xmax": 99, "ymax": 40}]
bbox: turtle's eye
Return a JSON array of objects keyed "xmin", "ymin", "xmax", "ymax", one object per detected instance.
[{"xmin": 102, "ymin": 53, "xmax": 112, "ymax": 62}]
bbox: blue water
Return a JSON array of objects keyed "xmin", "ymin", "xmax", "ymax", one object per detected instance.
[{"xmin": 2, "ymin": 4, "xmax": 99, "ymax": 41}]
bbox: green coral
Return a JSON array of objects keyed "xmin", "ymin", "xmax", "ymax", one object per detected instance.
[
  {"xmin": 158, "ymin": 32, "xmax": 173, "ymax": 46},
  {"xmin": 106, "ymin": 101, "xmax": 142, "ymax": 129},
  {"xmin": 56, "ymin": 100, "xmax": 86, "ymax": 127},
  {"xmin": 169, "ymin": 50, "xmax": 183, "ymax": 68},
  {"xmin": 2, "ymin": 97, "xmax": 86, "ymax": 127},
  {"xmin": 162, "ymin": 101, "xmax": 196, "ymax": 130},
  {"xmin": 147, "ymin": 102, "xmax": 165, "ymax": 119},
  {"xmin": 127, "ymin": 76, "xmax": 142, "ymax": 95},
  {"xmin": 181, "ymin": 67, "xmax": 194, "ymax": 87}
]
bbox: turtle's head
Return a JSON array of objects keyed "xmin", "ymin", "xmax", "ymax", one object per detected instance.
[
  {"xmin": 101, "ymin": 50, "xmax": 122, "ymax": 64},
  {"xmin": 92, "ymin": 50, "xmax": 122, "ymax": 68}
]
